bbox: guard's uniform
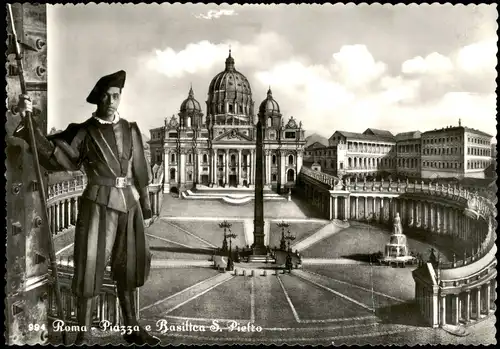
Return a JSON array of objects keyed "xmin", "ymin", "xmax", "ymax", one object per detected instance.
[{"xmin": 14, "ymin": 71, "xmax": 153, "ymax": 298}]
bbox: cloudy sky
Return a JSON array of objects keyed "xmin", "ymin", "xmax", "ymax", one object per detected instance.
[{"xmin": 48, "ymin": 4, "xmax": 497, "ymax": 140}]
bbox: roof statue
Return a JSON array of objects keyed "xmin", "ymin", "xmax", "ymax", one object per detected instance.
[
  {"xmin": 286, "ymin": 116, "xmax": 298, "ymax": 129},
  {"xmin": 169, "ymin": 114, "xmax": 179, "ymax": 128}
]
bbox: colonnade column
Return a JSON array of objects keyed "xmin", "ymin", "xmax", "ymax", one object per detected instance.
[
  {"xmin": 50, "ymin": 205, "xmax": 55, "ymax": 234},
  {"xmin": 163, "ymin": 149, "xmax": 169, "ymax": 192},
  {"xmin": 453, "ymin": 294, "xmax": 459, "ymax": 325},
  {"xmin": 409, "ymin": 200, "xmax": 414, "ymax": 227},
  {"xmin": 333, "ymin": 196, "xmax": 338, "ymax": 220},
  {"xmin": 61, "ymin": 200, "xmax": 66, "ymax": 230},
  {"xmin": 372, "ymin": 197, "xmax": 375, "ymax": 221},
  {"xmin": 475, "ymin": 287, "xmax": 481, "ymax": 319},
  {"xmin": 428, "ymin": 203, "xmax": 432, "ymax": 231},
  {"xmin": 379, "ymin": 198, "xmax": 384, "ymax": 223},
  {"xmin": 465, "ymin": 290, "xmax": 471, "ymax": 322},
  {"xmin": 355, "ymin": 197, "xmax": 359, "ymax": 220},
  {"xmin": 485, "ymin": 282, "xmax": 491, "ymax": 314},
  {"xmin": 364, "ymin": 197, "xmax": 368, "ymax": 220},
  {"xmin": 344, "ymin": 196, "xmax": 349, "ymax": 221},
  {"xmin": 440, "ymin": 294, "xmax": 446, "ymax": 326}
]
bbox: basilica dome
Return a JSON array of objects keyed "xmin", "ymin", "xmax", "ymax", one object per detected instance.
[
  {"xmin": 259, "ymin": 88, "xmax": 280, "ymax": 114},
  {"xmin": 258, "ymin": 87, "xmax": 282, "ymax": 128},
  {"xmin": 180, "ymin": 86, "xmax": 202, "ymax": 113},
  {"xmin": 179, "ymin": 86, "xmax": 203, "ymax": 128},
  {"xmin": 206, "ymin": 50, "xmax": 254, "ymax": 123}
]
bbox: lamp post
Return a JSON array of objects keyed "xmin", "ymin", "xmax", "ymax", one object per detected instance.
[
  {"xmin": 226, "ymin": 232, "xmax": 237, "ymax": 271},
  {"xmin": 219, "ymin": 220, "xmax": 231, "ymax": 252},
  {"xmin": 285, "ymin": 229, "xmax": 296, "ymax": 253},
  {"xmin": 277, "ymin": 221, "xmax": 289, "ymax": 251}
]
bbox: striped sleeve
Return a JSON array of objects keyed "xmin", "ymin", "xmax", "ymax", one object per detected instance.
[{"xmin": 43, "ymin": 123, "xmax": 87, "ymax": 171}]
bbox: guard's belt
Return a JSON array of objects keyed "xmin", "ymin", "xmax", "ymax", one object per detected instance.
[{"xmin": 88, "ymin": 176, "xmax": 134, "ymax": 188}]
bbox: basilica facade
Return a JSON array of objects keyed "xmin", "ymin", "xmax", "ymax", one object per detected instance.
[{"xmin": 150, "ymin": 51, "xmax": 306, "ymax": 194}]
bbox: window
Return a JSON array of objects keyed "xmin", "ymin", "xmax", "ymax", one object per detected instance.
[
  {"xmin": 285, "ymin": 131, "xmax": 296, "ymax": 139},
  {"xmin": 169, "ymin": 132, "xmax": 177, "ymax": 138},
  {"xmin": 171, "ymin": 154, "xmax": 176, "ymax": 162},
  {"xmin": 272, "ymin": 174, "xmax": 277, "ymax": 182},
  {"xmin": 272, "ymin": 154, "xmax": 276, "ymax": 165},
  {"xmin": 188, "ymin": 154, "xmax": 192, "ymax": 163},
  {"xmin": 188, "ymin": 173, "xmax": 192, "ymax": 181},
  {"xmin": 170, "ymin": 168, "xmax": 176, "ymax": 180},
  {"xmin": 288, "ymin": 155, "xmax": 294, "ymax": 165},
  {"xmin": 228, "ymin": 104, "xmax": 233, "ymax": 113},
  {"xmin": 203, "ymin": 154, "xmax": 208, "ymax": 163},
  {"xmin": 239, "ymin": 105, "xmax": 243, "ymax": 114}
]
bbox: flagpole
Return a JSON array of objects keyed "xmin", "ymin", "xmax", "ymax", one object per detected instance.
[{"xmin": 7, "ymin": 4, "xmax": 68, "ymax": 345}]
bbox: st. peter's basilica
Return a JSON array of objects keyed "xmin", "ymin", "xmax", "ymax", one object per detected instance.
[{"xmin": 148, "ymin": 51, "xmax": 307, "ymax": 194}]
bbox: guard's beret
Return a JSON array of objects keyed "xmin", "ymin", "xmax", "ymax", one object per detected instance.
[{"xmin": 86, "ymin": 70, "xmax": 126, "ymax": 104}]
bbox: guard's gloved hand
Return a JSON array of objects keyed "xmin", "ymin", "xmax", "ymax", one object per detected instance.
[{"xmin": 16, "ymin": 94, "xmax": 33, "ymax": 117}]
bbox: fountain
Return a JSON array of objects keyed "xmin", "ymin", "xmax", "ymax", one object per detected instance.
[{"xmin": 379, "ymin": 213, "xmax": 417, "ymax": 267}]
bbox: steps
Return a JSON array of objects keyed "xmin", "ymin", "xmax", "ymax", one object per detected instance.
[
  {"xmin": 291, "ymin": 222, "xmax": 347, "ymax": 252},
  {"xmin": 181, "ymin": 188, "xmax": 286, "ymax": 204},
  {"xmin": 248, "ymin": 254, "xmax": 275, "ymax": 263}
]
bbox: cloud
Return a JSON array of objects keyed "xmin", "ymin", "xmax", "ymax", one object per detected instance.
[
  {"xmin": 331, "ymin": 45, "xmax": 387, "ymax": 89},
  {"xmin": 141, "ymin": 32, "xmax": 495, "ymax": 139},
  {"xmin": 402, "ymin": 52, "xmax": 453, "ymax": 75},
  {"xmin": 194, "ymin": 9, "xmax": 237, "ymax": 20},
  {"xmin": 144, "ymin": 32, "xmax": 294, "ymax": 79},
  {"xmin": 456, "ymin": 38, "xmax": 497, "ymax": 74}
]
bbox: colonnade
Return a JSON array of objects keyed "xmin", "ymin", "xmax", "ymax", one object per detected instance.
[
  {"xmin": 300, "ymin": 182, "xmax": 486, "ymax": 253},
  {"xmin": 437, "ymin": 279, "xmax": 496, "ymax": 326},
  {"xmin": 47, "ymin": 197, "xmax": 80, "ymax": 235},
  {"xmin": 149, "ymin": 186, "xmax": 162, "ymax": 216},
  {"xmin": 48, "ymin": 265, "xmax": 130, "ymax": 326}
]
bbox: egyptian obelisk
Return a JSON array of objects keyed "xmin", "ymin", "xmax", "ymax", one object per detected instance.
[{"xmin": 252, "ymin": 108, "xmax": 266, "ymax": 255}]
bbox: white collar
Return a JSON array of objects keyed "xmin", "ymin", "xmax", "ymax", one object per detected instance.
[{"xmin": 92, "ymin": 111, "xmax": 120, "ymax": 124}]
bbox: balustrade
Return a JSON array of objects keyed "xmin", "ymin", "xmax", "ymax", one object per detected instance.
[{"xmin": 299, "ymin": 167, "xmax": 496, "ymax": 270}]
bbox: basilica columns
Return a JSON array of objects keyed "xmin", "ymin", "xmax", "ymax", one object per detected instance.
[
  {"xmin": 212, "ymin": 149, "xmax": 217, "ymax": 185},
  {"xmin": 225, "ymin": 149, "xmax": 229, "ymax": 185},
  {"xmin": 238, "ymin": 149, "xmax": 242, "ymax": 186}
]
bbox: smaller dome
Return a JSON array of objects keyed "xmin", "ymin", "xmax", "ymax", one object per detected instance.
[
  {"xmin": 180, "ymin": 86, "xmax": 202, "ymax": 113},
  {"xmin": 258, "ymin": 87, "xmax": 280, "ymax": 114}
]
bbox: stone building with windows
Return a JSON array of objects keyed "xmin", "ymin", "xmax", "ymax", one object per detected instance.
[
  {"xmin": 395, "ymin": 131, "xmax": 422, "ymax": 178},
  {"xmin": 328, "ymin": 128, "xmax": 397, "ymax": 179},
  {"xmin": 421, "ymin": 121, "xmax": 493, "ymax": 179},
  {"xmin": 154, "ymin": 51, "xmax": 306, "ymax": 194}
]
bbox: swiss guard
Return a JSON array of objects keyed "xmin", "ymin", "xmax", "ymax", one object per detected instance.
[{"xmin": 14, "ymin": 70, "xmax": 161, "ymax": 345}]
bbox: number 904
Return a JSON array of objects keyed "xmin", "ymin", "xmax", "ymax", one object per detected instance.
[{"xmin": 28, "ymin": 324, "xmax": 46, "ymax": 331}]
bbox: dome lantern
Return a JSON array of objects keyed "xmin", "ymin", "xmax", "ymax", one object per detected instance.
[{"xmin": 225, "ymin": 48, "xmax": 235, "ymax": 71}]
